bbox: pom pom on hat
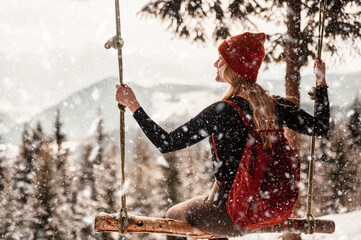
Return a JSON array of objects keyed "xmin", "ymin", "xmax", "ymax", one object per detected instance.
[{"xmin": 218, "ymin": 32, "xmax": 266, "ymax": 82}]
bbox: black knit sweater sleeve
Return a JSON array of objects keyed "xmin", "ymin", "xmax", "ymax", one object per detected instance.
[
  {"xmin": 132, "ymin": 101, "xmax": 229, "ymax": 153},
  {"xmin": 274, "ymin": 86, "xmax": 330, "ymax": 137}
]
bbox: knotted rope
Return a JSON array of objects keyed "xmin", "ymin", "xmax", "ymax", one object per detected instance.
[
  {"xmin": 306, "ymin": 0, "xmax": 327, "ymax": 234},
  {"xmin": 105, "ymin": 0, "xmax": 128, "ymax": 235}
]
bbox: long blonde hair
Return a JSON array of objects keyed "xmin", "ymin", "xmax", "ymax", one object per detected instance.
[{"xmin": 219, "ymin": 60, "xmax": 278, "ymax": 149}]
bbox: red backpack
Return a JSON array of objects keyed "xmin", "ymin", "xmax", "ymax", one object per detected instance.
[{"xmin": 212, "ymin": 100, "xmax": 300, "ymax": 229}]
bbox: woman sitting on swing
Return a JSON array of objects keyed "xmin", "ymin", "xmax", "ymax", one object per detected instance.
[{"xmin": 115, "ymin": 32, "xmax": 329, "ymax": 240}]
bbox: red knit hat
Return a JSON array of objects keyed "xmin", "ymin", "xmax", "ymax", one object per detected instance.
[{"xmin": 218, "ymin": 32, "xmax": 266, "ymax": 82}]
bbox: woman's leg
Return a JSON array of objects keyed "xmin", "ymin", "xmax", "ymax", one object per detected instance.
[
  {"xmin": 166, "ymin": 198, "xmax": 230, "ymax": 240},
  {"xmin": 165, "ymin": 196, "xmax": 207, "ymax": 240},
  {"xmin": 165, "ymin": 180, "xmax": 248, "ymax": 240}
]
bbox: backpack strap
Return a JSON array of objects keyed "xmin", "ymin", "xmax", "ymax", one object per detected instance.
[{"xmin": 225, "ymin": 100, "xmax": 257, "ymax": 136}]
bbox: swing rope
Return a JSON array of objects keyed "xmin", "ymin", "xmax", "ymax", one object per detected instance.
[
  {"xmin": 306, "ymin": 0, "xmax": 327, "ymax": 234},
  {"xmin": 105, "ymin": 0, "xmax": 128, "ymax": 235}
]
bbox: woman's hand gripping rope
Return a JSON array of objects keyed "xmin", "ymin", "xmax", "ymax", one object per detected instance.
[
  {"xmin": 115, "ymin": 84, "xmax": 141, "ymax": 113},
  {"xmin": 313, "ymin": 58, "xmax": 327, "ymax": 87}
]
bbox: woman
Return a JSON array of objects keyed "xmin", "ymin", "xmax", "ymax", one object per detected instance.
[{"xmin": 115, "ymin": 32, "xmax": 330, "ymax": 239}]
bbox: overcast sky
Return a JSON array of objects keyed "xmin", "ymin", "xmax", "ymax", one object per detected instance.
[{"xmin": 1, "ymin": 0, "xmax": 360, "ymax": 122}]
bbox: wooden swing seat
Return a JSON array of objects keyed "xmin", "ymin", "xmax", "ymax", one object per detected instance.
[{"xmin": 94, "ymin": 213, "xmax": 335, "ymax": 239}]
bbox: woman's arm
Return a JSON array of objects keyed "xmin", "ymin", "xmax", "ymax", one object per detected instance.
[
  {"xmin": 132, "ymin": 104, "xmax": 222, "ymax": 153},
  {"xmin": 116, "ymin": 84, "xmax": 225, "ymax": 153},
  {"xmin": 275, "ymin": 87, "xmax": 330, "ymax": 136},
  {"xmin": 275, "ymin": 58, "xmax": 330, "ymax": 136}
]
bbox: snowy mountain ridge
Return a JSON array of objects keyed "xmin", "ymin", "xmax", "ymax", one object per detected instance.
[{"xmin": 1, "ymin": 78, "xmax": 223, "ymax": 144}]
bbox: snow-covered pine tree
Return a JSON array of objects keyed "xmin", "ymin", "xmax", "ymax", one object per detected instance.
[
  {"xmin": 75, "ymin": 142, "xmax": 99, "ymax": 239},
  {"xmin": 55, "ymin": 109, "xmax": 66, "ymax": 152},
  {"xmin": 347, "ymin": 96, "xmax": 361, "ymax": 147},
  {"xmin": 0, "ymin": 136, "xmax": 16, "ymax": 238},
  {"xmin": 94, "ymin": 110, "xmax": 106, "ymax": 166},
  {"xmin": 0, "ymin": 137, "xmax": 5, "ymax": 193},
  {"xmin": 319, "ymin": 120, "xmax": 358, "ymax": 215},
  {"xmin": 32, "ymin": 122, "xmax": 63, "ymax": 239},
  {"xmin": 179, "ymin": 143, "xmax": 214, "ymax": 200},
  {"xmin": 296, "ymin": 134, "xmax": 315, "ymax": 216},
  {"xmin": 93, "ymin": 114, "xmax": 117, "ymax": 240},
  {"xmin": 198, "ymin": 144, "xmax": 215, "ymax": 187},
  {"xmin": 12, "ymin": 123, "xmax": 36, "ymax": 239},
  {"xmin": 99, "ymin": 144, "xmax": 121, "ymax": 240},
  {"xmin": 0, "ymin": 182, "xmax": 16, "ymax": 239},
  {"xmin": 312, "ymin": 131, "xmax": 331, "ymax": 216},
  {"xmin": 52, "ymin": 109, "xmax": 75, "ymax": 239},
  {"xmin": 14, "ymin": 124, "xmax": 34, "ymax": 204},
  {"xmin": 161, "ymin": 150, "xmax": 181, "ymax": 210},
  {"xmin": 345, "ymin": 97, "xmax": 361, "ymax": 210},
  {"xmin": 81, "ymin": 143, "xmax": 98, "ymax": 201},
  {"xmin": 54, "ymin": 110, "xmax": 68, "ymax": 186},
  {"xmin": 128, "ymin": 130, "xmax": 159, "ymax": 217}
]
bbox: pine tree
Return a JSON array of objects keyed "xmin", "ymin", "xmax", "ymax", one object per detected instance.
[
  {"xmin": 319, "ymin": 122, "xmax": 358, "ymax": 214},
  {"xmin": 76, "ymin": 143, "xmax": 99, "ymax": 239},
  {"xmin": 161, "ymin": 151, "xmax": 181, "ymax": 210},
  {"xmin": 93, "ymin": 114, "xmax": 117, "ymax": 240},
  {"xmin": 55, "ymin": 109, "xmax": 66, "ymax": 151},
  {"xmin": 82, "ymin": 144, "xmax": 98, "ymax": 201},
  {"xmin": 52, "ymin": 109, "xmax": 74, "ymax": 239},
  {"xmin": 179, "ymin": 143, "xmax": 214, "ymax": 200},
  {"xmin": 0, "ymin": 183, "xmax": 16, "ymax": 239},
  {"xmin": 0, "ymin": 138, "xmax": 5, "ymax": 193},
  {"xmin": 54, "ymin": 110, "xmax": 68, "ymax": 187},
  {"xmin": 15, "ymin": 124, "xmax": 34, "ymax": 204},
  {"xmin": 101, "ymin": 144, "xmax": 119, "ymax": 212},
  {"xmin": 128, "ymin": 131, "xmax": 155, "ymax": 216},
  {"xmin": 0, "ymin": 137, "xmax": 16, "ymax": 238},
  {"xmin": 32, "ymin": 122, "xmax": 64, "ymax": 239},
  {"xmin": 94, "ymin": 111, "xmax": 106, "ymax": 165},
  {"xmin": 347, "ymin": 96, "xmax": 361, "ymax": 146},
  {"xmin": 12, "ymin": 124, "xmax": 36, "ymax": 239},
  {"xmin": 32, "ymin": 144, "xmax": 61, "ymax": 239},
  {"xmin": 345, "ymin": 96, "xmax": 361, "ymax": 210}
]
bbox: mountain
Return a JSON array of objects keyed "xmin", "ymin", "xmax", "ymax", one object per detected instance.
[{"xmin": 2, "ymin": 78, "xmax": 223, "ymax": 144}]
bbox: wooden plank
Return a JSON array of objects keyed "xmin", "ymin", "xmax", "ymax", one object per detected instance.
[
  {"xmin": 257, "ymin": 218, "xmax": 335, "ymax": 234},
  {"xmin": 94, "ymin": 213, "xmax": 335, "ymax": 238},
  {"xmin": 95, "ymin": 213, "xmax": 215, "ymax": 239}
]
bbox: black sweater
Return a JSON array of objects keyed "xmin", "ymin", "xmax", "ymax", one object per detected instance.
[{"xmin": 133, "ymin": 87, "xmax": 330, "ymax": 189}]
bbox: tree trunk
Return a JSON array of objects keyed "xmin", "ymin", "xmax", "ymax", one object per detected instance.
[
  {"xmin": 285, "ymin": 0, "xmax": 302, "ymax": 149},
  {"xmin": 284, "ymin": 0, "xmax": 302, "ymax": 239},
  {"xmin": 285, "ymin": 0, "xmax": 302, "ymax": 106}
]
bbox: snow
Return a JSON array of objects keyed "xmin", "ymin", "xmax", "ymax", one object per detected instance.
[{"xmin": 231, "ymin": 210, "xmax": 361, "ymax": 240}]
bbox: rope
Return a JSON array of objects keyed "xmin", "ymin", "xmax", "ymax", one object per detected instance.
[
  {"xmin": 306, "ymin": 0, "xmax": 327, "ymax": 234},
  {"xmin": 105, "ymin": 0, "xmax": 128, "ymax": 234}
]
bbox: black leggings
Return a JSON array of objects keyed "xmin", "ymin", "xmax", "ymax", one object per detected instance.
[{"xmin": 165, "ymin": 180, "xmax": 253, "ymax": 240}]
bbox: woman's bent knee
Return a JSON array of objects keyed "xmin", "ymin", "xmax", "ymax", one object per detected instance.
[
  {"xmin": 166, "ymin": 196, "xmax": 207, "ymax": 221},
  {"xmin": 166, "ymin": 204, "xmax": 187, "ymax": 221}
]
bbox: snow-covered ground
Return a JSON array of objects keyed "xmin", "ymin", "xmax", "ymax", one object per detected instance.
[{"xmin": 232, "ymin": 210, "xmax": 361, "ymax": 240}]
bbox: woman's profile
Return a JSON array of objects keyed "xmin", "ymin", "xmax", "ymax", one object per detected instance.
[{"xmin": 115, "ymin": 32, "xmax": 330, "ymax": 240}]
